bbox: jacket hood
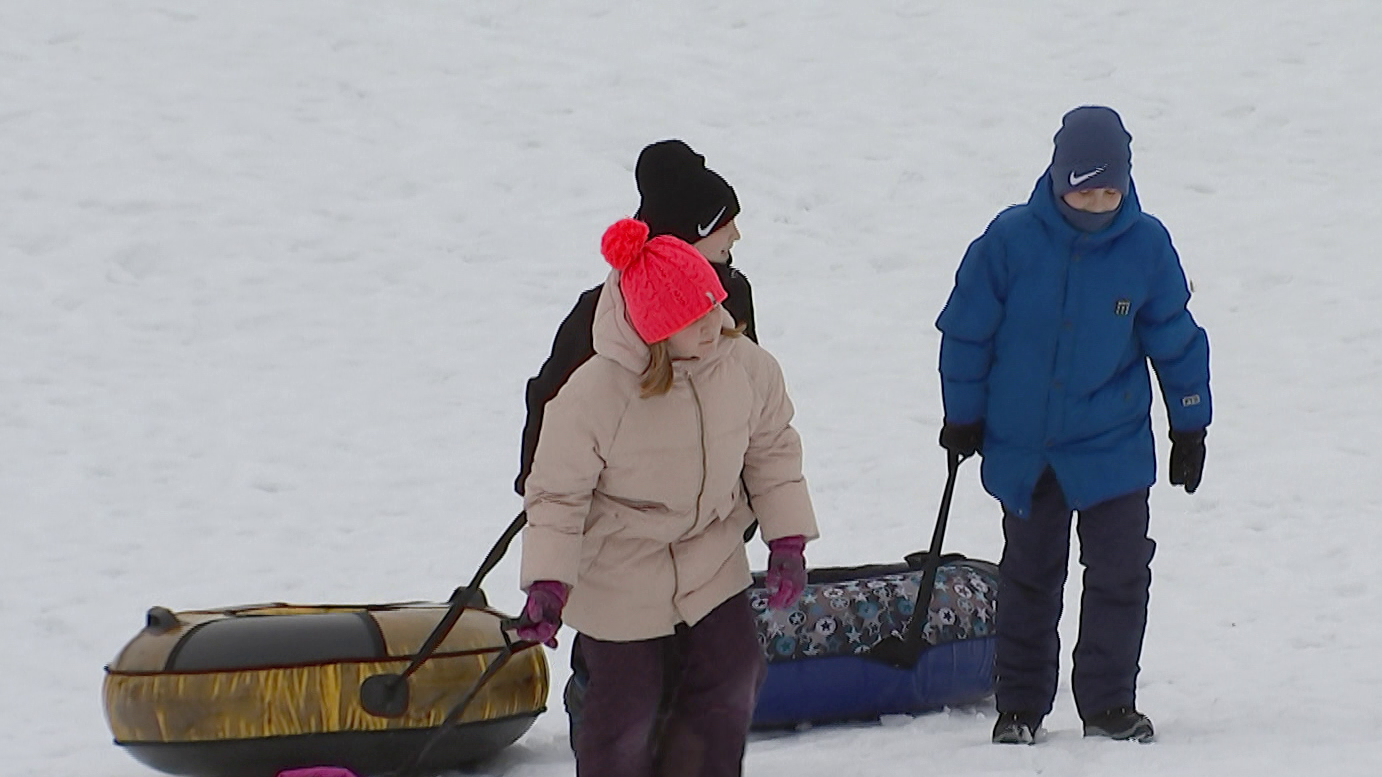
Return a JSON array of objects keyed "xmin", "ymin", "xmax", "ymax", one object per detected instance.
[
  {"xmin": 591, "ymin": 269, "xmax": 737, "ymax": 376},
  {"xmin": 1029, "ymin": 170, "xmax": 1143, "ymax": 246}
]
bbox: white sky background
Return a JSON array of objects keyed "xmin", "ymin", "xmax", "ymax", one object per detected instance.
[{"xmin": 2, "ymin": 1, "xmax": 1380, "ymax": 775}]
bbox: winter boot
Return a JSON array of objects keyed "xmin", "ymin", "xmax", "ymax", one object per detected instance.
[
  {"xmin": 991, "ymin": 711, "xmax": 1043, "ymax": 745},
  {"xmin": 1082, "ymin": 707, "xmax": 1155, "ymax": 742}
]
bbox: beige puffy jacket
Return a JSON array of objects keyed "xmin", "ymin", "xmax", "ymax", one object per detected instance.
[{"xmin": 520, "ymin": 270, "xmax": 819, "ymax": 641}]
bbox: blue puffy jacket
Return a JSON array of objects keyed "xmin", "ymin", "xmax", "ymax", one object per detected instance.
[{"xmin": 936, "ymin": 173, "xmax": 1211, "ymax": 517}]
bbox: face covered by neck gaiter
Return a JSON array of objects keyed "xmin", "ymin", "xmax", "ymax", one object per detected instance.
[{"xmin": 1055, "ymin": 193, "xmax": 1122, "ymax": 233}]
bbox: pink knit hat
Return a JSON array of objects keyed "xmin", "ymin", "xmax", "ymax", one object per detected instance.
[{"xmin": 601, "ymin": 218, "xmax": 728, "ymax": 344}]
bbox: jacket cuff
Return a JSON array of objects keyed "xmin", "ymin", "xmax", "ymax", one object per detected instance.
[
  {"xmin": 753, "ymin": 484, "xmax": 820, "ymax": 543},
  {"xmin": 519, "ymin": 525, "xmax": 582, "ymax": 589}
]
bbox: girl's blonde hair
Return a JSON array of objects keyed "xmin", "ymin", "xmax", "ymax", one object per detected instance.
[{"xmin": 640, "ymin": 323, "xmax": 746, "ymax": 397}]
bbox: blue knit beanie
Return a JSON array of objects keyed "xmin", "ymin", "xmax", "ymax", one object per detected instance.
[{"xmin": 1050, "ymin": 106, "xmax": 1132, "ymax": 197}]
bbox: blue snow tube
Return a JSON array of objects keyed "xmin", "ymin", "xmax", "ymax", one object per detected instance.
[
  {"xmin": 563, "ymin": 554, "xmax": 997, "ymax": 735},
  {"xmin": 748, "ymin": 554, "xmax": 997, "ymax": 728}
]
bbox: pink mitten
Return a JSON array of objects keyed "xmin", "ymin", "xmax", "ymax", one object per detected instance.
[
  {"xmin": 765, "ymin": 535, "xmax": 807, "ymax": 610},
  {"xmin": 516, "ymin": 580, "xmax": 569, "ymax": 648}
]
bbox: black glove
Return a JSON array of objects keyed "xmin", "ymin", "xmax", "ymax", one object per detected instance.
[
  {"xmin": 939, "ymin": 420, "xmax": 984, "ymax": 458},
  {"xmin": 1168, "ymin": 428, "xmax": 1206, "ymax": 494}
]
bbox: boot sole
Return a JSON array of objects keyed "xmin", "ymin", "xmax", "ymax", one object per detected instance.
[
  {"xmin": 1083, "ymin": 722, "xmax": 1155, "ymax": 743},
  {"xmin": 992, "ymin": 725, "xmax": 1040, "ymax": 745}
]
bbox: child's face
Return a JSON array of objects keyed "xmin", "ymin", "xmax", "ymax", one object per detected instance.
[
  {"xmin": 1062, "ymin": 188, "xmax": 1124, "ymax": 213},
  {"xmin": 666, "ymin": 306, "xmax": 723, "ymax": 361},
  {"xmin": 693, "ymin": 219, "xmax": 740, "ymax": 264}
]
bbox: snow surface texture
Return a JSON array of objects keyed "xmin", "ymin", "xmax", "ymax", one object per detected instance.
[{"xmin": 3, "ymin": 1, "xmax": 1380, "ymax": 775}]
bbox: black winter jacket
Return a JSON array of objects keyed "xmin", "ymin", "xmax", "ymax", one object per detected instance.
[{"xmin": 515, "ymin": 260, "xmax": 757, "ymax": 495}]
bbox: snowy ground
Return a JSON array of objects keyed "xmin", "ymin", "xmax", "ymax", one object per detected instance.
[{"xmin": 3, "ymin": 1, "xmax": 1380, "ymax": 775}]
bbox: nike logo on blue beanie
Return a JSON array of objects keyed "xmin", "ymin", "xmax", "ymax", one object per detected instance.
[{"xmin": 1050, "ymin": 106, "xmax": 1132, "ymax": 197}]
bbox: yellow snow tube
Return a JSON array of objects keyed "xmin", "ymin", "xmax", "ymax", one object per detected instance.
[{"xmin": 103, "ymin": 601, "xmax": 548, "ymax": 777}]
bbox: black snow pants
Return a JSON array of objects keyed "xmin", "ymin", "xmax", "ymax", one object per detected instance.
[{"xmin": 993, "ymin": 468, "xmax": 1156, "ymax": 718}]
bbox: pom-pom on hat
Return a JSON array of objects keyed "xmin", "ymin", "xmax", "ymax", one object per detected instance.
[
  {"xmin": 634, "ymin": 140, "xmax": 740, "ymax": 244},
  {"xmin": 601, "ymin": 218, "xmax": 728, "ymax": 344},
  {"xmin": 1050, "ymin": 106, "xmax": 1133, "ymax": 197}
]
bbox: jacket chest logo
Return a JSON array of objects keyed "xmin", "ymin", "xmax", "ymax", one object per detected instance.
[{"xmin": 1114, "ymin": 299, "xmax": 1131, "ymax": 316}]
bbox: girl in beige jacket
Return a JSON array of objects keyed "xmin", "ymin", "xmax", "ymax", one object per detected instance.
[{"xmin": 515, "ymin": 218, "xmax": 819, "ymax": 777}]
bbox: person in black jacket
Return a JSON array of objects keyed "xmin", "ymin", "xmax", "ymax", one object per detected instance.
[{"xmin": 515, "ymin": 139, "xmax": 757, "ymax": 495}]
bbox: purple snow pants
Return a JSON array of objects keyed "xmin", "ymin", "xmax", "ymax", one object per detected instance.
[
  {"xmin": 994, "ymin": 468, "xmax": 1156, "ymax": 719},
  {"xmin": 574, "ymin": 591, "xmax": 766, "ymax": 777}
]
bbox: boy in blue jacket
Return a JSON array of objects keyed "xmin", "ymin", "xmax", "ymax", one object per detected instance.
[{"xmin": 936, "ymin": 106, "xmax": 1211, "ymax": 745}]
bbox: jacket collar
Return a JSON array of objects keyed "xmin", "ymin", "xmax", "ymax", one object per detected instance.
[
  {"xmin": 1029, "ymin": 169, "xmax": 1143, "ymax": 246},
  {"xmin": 592, "ymin": 269, "xmax": 737, "ymax": 378}
]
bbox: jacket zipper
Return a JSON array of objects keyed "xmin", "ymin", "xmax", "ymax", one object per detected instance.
[
  {"xmin": 668, "ymin": 371, "xmax": 708, "ymax": 611},
  {"xmin": 687, "ymin": 373, "xmax": 709, "ymax": 523}
]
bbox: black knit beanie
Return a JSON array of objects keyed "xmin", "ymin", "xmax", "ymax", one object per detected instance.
[{"xmin": 633, "ymin": 140, "xmax": 740, "ymax": 244}]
